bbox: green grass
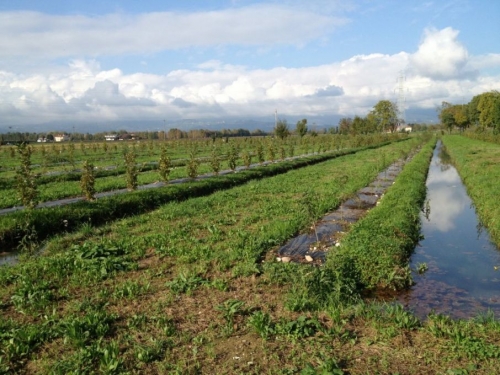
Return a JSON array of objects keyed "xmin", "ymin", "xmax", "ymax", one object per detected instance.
[{"xmin": 441, "ymin": 134, "xmax": 500, "ymax": 245}]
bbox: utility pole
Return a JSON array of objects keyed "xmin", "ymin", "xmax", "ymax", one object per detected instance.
[
  {"xmin": 274, "ymin": 109, "xmax": 278, "ymax": 128},
  {"xmin": 397, "ymin": 71, "xmax": 406, "ymax": 128}
]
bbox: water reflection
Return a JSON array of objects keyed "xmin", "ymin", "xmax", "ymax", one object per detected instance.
[{"xmin": 397, "ymin": 141, "xmax": 500, "ymax": 319}]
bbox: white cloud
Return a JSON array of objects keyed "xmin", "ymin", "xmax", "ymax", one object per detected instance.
[
  {"xmin": 0, "ymin": 5, "xmax": 345, "ymax": 59},
  {"xmin": 409, "ymin": 27, "xmax": 477, "ymax": 80},
  {"xmin": 1, "ymin": 26, "xmax": 500, "ymax": 128}
]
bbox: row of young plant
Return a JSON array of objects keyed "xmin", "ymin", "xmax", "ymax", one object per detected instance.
[
  {"xmin": 0, "ymin": 134, "xmax": 406, "ymax": 209},
  {"xmin": 0, "ymin": 136, "xmax": 409, "ymax": 253},
  {"xmin": 441, "ymin": 135, "xmax": 500, "ymax": 245},
  {"xmin": 0, "ymin": 133, "xmax": 374, "ymax": 175},
  {"xmin": 0, "ymin": 136, "xmax": 426, "ymax": 374}
]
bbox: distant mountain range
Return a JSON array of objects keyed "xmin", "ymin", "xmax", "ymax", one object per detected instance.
[{"xmin": 0, "ymin": 109, "xmax": 438, "ymax": 134}]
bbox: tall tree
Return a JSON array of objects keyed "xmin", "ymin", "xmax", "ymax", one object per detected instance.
[
  {"xmin": 439, "ymin": 102, "xmax": 456, "ymax": 133},
  {"xmin": 338, "ymin": 117, "xmax": 352, "ymax": 135},
  {"xmin": 478, "ymin": 91, "xmax": 500, "ymax": 129},
  {"xmin": 274, "ymin": 119, "xmax": 290, "ymax": 140},
  {"xmin": 370, "ymin": 100, "xmax": 398, "ymax": 132},
  {"xmin": 295, "ymin": 119, "xmax": 308, "ymax": 138}
]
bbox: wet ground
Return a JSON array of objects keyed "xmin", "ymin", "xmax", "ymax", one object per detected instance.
[
  {"xmin": 276, "ymin": 155, "xmax": 412, "ymax": 263},
  {"xmin": 393, "ymin": 141, "xmax": 500, "ymax": 319}
]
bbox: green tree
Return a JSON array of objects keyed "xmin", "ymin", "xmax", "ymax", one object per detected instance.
[
  {"xmin": 439, "ymin": 102, "xmax": 456, "ymax": 133},
  {"xmin": 478, "ymin": 91, "xmax": 500, "ymax": 129},
  {"xmin": 295, "ymin": 119, "xmax": 308, "ymax": 138},
  {"xmin": 338, "ymin": 117, "xmax": 352, "ymax": 135},
  {"xmin": 274, "ymin": 119, "xmax": 290, "ymax": 140},
  {"xmin": 370, "ymin": 100, "xmax": 398, "ymax": 132},
  {"xmin": 351, "ymin": 115, "xmax": 368, "ymax": 135}
]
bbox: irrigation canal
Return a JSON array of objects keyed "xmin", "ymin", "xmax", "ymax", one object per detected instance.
[{"xmin": 394, "ymin": 141, "xmax": 500, "ymax": 319}]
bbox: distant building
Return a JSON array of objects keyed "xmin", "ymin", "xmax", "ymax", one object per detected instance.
[
  {"xmin": 37, "ymin": 137, "xmax": 48, "ymax": 143},
  {"xmin": 105, "ymin": 134, "xmax": 119, "ymax": 141},
  {"xmin": 54, "ymin": 134, "xmax": 70, "ymax": 142}
]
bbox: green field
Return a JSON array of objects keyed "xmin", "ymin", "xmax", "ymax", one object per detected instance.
[{"xmin": 1, "ymin": 133, "xmax": 500, "ymax": 374}]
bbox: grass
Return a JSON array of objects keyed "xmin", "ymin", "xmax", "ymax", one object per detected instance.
[
  {"xmin": 441, "ymin": 134, "xmax": 500, "ymax": 246},
  {"xmin": 1, "ymin": 133, "xmax": 500, "ymax": 374}
]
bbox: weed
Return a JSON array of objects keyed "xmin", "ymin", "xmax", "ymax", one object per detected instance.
[
  {"xmin": 248, "ymin": 311, "xmax": 275, "ymax": 339},
  {"xmin": 276, "ymin": 315, "xmax": 322, "ymax": 340},
  {"xmin": 416, "ymin": 262, "xmax": 428, "ymax": 274},
  {"xmin": 216, "ymin": 299, "xmax": 246, "ymax": 330},
  {"xmin": 98, "ymin": 340, "xmax": 123, "ymax": 374},
  {"xmin": 167, "ymin": 273, "xmax": 207, "ymax": 294},
  {"xmin": 135, "ymin": 338, "xmax": 169, "ymax": 363},
  {"xmin": 301, "ymin": 357, "xmax": 345, "ymax": 375}
]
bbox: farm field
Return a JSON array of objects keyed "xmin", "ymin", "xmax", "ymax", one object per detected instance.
[
  {"xmin": 0, "ymin": 133, "xmax": 406, "ymax": 252},
  {"xmin": 0, "ymin": 134, "xmax": 367, "ymax": 209},
  {"xmin": 1, "ymin": 134, "xmax": 500, "ymax": 374}
]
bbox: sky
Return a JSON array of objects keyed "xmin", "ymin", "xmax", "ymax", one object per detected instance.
[{"xmin": 0, "ymin": 0, "xmax": 499, "ymax": 132}]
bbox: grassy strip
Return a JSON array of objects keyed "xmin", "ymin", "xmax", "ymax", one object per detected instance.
[
  {"xmin": 441, "ymin": 135, "xmax": 500, "ymax": 245},
  {"xmin": 322, "ymin": 137, "xmax": 436, "ymax": 291},
  {"xmin": 0, "ymin": 138, "xmax": 408, "ymax": 252}
]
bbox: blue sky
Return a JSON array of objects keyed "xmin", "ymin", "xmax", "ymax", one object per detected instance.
[{"xmin": 0, "ymin": 0, "xmax": 499, "ymax": 130}]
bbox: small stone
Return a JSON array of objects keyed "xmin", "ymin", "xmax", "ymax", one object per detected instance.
[
  {"xmin": 305, "ymin": 255, "xmax": 314, "ymax": 262},
  {"xmin": 276, "ymin": 257, "xmax": 282, "ymax": 262},
  {"xmin": 281, "ymin": 257, "xmax": 291, "ymax": 263}
]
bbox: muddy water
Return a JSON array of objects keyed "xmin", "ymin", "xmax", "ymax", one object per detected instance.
[{"xmin": 396, "ymin": 141, "xmax": 500, "ymax": 319}]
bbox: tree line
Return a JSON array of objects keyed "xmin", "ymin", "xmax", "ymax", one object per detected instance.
[{"xmin": 439, "ymin": 90, "xmax": 500, "ymax": 133}]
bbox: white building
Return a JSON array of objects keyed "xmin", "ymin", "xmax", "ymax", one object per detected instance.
[
  {"xmin": 54, "ymin": 134, "xmax": 70, "ymax": 142},
  {"xmin": 105, "ymin": 134, "xmax": 119, "ymax": 141}
]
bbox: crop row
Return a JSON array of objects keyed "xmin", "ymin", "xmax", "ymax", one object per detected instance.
[{"xmin": 0, "ymin": 133, "xmax": 366, "ymax": 176}]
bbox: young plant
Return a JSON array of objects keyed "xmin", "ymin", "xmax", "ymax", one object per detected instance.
[
  {"xmin": 227, "ymin": 143, "xmax": 238, "ymax": 172},
  {"xmin": 256, "ymin": 142, "xmax": 265, "ymax": 164},
  {"xmin": 80, "ymin": 160, "xmax": 96, "ymax": 201},
  {"xmin": 210, "ymin": 145, "xmax": 221, "ymax": 175},
  {"xmin": 124, "ymin": 147, "xmax": 138, "ymax": 191},
  {"xmin": 16, "ymin": 143, "xmax": 38, "ymax": 210},
  {"xmin": 241, "ymin": 150, "xmax": 252, "ymax": 169},
  {"xmin": 187, "ymin": 145, "xmax": 199, "ymax": 179},
  {"xmin": 158, "ymin": 145, "xmax": 172, "ymax": 182}
]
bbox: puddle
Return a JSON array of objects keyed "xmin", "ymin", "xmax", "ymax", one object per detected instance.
[
  {"xmin": 276, "ymin": 154, "xmax": 415, "ymax": 263},
  {"xmin": 393, "ymin": 141, "xmax": 500, "ymax": 319}
]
